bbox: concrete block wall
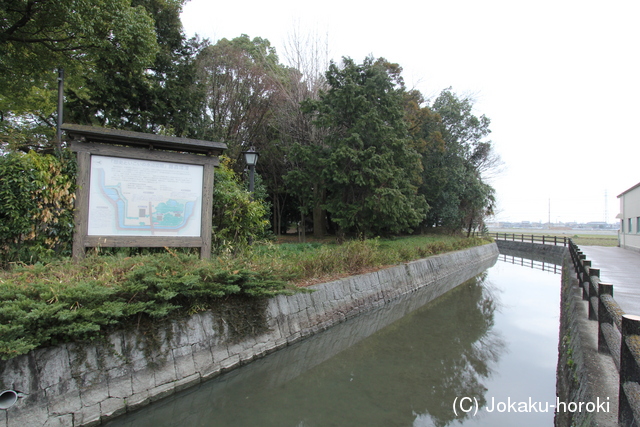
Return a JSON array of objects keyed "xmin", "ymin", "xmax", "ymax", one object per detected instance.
[{"xmin": 0, "ymin": 243, "xmax": 498, "ymax": 426}]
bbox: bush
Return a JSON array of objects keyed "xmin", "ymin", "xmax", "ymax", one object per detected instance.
[
  {"xmin": 211, "ymin": 157, "xmax": 271, "ymax": 253},
  {"xmin": 0, "ymin": 150, "xmax": 75, "ymax": 265},
  {"xmin": 0, "ymin": 252, "xmax": 291, "ymax": 360}
]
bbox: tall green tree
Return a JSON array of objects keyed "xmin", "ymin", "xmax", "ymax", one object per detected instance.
[
  {"xmin": 65, "ymin": 0, "xmax": 206, "ymax": 137},
  {"xmin": 416, "ymin": 88, "xmax": 497, "ymax": 233},
  {"xmin": 0, "ymin": 0, "xmax": 159, "ymax": 150},
  {"xmin": 301, "ymin": 56, "xmax": 428, "ymax": 238},
  {"xmin": 195, "ymin": 35, "xmax": 284, "ymax": 161}
]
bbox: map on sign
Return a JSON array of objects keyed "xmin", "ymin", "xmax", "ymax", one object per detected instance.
[{"xmin": 87, "ymin": 155, "xmax": 203, "ymax": 237}]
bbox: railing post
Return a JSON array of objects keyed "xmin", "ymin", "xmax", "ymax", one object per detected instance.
[
  {"xmin": 554, "ymin": 236, "xmax": 557, "ymax": 246},
  {"xmin": 581, "ymin": 260, "xmax": 592, "ymax": 301},
  {"xmin": 578, "ymin": 259, "xmax": 591, "ymax": 301},
  {"xmin": 598, "ymin": 283, "xmax": 613, "ymax": 354},
  {"xmin": 588, "ymin": 268, "xmax": 600, "ymax": 320},
  {"xmin": 619, "ymin": 314, "xmax": 640, "ymax": 426},
  {"xmin": 543, "ymin": 235, "xmax": 546, "ymax": 245}
]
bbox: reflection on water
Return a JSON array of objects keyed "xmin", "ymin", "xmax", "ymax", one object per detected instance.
[
  {"xmin": 107, "ymin": 254, "xmax": 560, "ymax": 427},
  {"xmin": 499, "ymin": 253, "xmax": 562, "ymax": 275}
]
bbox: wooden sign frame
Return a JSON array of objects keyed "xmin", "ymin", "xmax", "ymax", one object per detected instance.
[{"xmin": 64, "ymin": 124, "xmax": 226, "ymax": 259}]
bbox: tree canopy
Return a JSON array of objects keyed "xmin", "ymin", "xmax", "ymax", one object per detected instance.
[
  {"xmin": 297, "ymin": 57, "xmax": 428, "ymax": 237},
  {"xmin": 1, "ymin": 5, "xmax": 500, "ymax": 254}
]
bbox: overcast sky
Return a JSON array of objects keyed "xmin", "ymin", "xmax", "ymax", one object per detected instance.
[{"xmin": 181, "ymin": 0, "xmax": 640, "ymax": 224}]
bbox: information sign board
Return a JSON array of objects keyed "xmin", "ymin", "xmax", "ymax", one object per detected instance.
[{"xmin": 88, "ymin": 156, "xmax": 203, "ymax": 237}]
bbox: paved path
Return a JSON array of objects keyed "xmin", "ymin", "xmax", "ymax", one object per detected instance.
[{"xmin": 579, "ymin": 246, "xmax": 640, "ymax": 315}]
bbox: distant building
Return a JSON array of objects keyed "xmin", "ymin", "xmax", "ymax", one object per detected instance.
[{"xmin": 618, "ymin": 182, "xmax": 640, "ymax": 252}]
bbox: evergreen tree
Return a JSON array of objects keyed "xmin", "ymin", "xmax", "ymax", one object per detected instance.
[
  {"xmin": 416, "ymin": 88, "xmax": 497, "ymax": 233},
  {"xmin": 302, "ymin": 56, "xmax": 428, "ymax": 238}
]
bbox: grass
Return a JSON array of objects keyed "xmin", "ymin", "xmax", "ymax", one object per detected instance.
[{"xmin": 0, "ymin": 234, "xmax": 490, "ymax": 359}]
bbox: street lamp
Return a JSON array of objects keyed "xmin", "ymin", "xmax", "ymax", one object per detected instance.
[{"xmin": 242, "ymin": 146, "xmax": 259, "ymax": 196}]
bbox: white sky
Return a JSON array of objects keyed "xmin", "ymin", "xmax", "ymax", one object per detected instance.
[{"xmin": 181, "ymin": 0, "xmax": 640, "ymax": 224}]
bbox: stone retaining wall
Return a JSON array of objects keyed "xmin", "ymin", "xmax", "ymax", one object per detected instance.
[{"xmin": 0, "ymin": 243, "xmax": 499, "ymax": 427}]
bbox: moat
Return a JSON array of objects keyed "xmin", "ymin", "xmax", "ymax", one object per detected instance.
[{"xmin": 106, "ymin": 250, "xmax": 561, "ymax": 427}]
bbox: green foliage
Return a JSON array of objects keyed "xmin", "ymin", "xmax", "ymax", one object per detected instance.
[
  {"xmin": 195, "ymin": 34, "xmax": 284, "ymax": 159},
  {"xmin": 0, "ymin": 231, "xmax": 487, "ymax": 359},
  {"xmin": 0, "ymin": 252, "xmax": 290, "ymax": 360},
  {"xmin": 415, "ymin": 88, "xmax": 496, "ymax": 233},
  {"xmin": 1, "ymin": 0, "xmax": 159, "ymax": 149},
  {"xmin": 211, "ymin": 157, "xmax": 271, "ymax": 253},
  {"xmin": 65, "ymin": 0, "xmax": 206, "ymax": 138},
  {"xmin": 0, "ymin": 150, "xmax": 76, "ymax": 265},
  {"xmin": 298, "ymin": 56, "xmax": 428, "ymax": 237}
]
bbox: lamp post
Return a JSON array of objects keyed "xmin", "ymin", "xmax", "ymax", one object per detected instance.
[{"xmin": 242, "ymin": 146, "xmax": 259, "ymax": 197}]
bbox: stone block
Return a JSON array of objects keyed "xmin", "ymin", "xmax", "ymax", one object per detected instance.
[
  {"xmin": 0, "ymin": 353, "xmax": 34, "ymax": 394},
  {"xmin": 192, "ymin": 346, "xmax": 214, "ymax": 376},
  {"xmin": 124, "ymin": 390, "xmax": 150, "ymax": 412},
  {"xmin": 6, "ymin": 401, "xmax": 49, "ymax": 427},
  {"xmin": 219, "ymin": 354, "xmax": 240, "ymax": 371},
  {"xmin": 173, "ymin": 346, "xmax": 196, "ymax": 380},
  {"xmin": 200, "ymin": 365, "xmax": 221, "ymax": 382},
  {"xmin": 131, "ymin": 367, "xmax": 155, "ymax": 395},
  {"xmin": 43, "ymin": 414, "xmax": 73, "ymax": 427},
  {"xmin": 34, "ymin": 346, "xmax": 71, "ymax": 391},
  {"xmin": 211, "ymin": 344, "xmax": 229, "ymax": 364},
  {"xmin": 148, "ymin": 382, "xmax": 175, "ymax": 403},
  {"xmin": 107, "ymin": 369, "xmax": 133, "ymax": 398},
  {"xmin": 100, "ymin": 397, "xmax": 126, "ymax": 420},
  {"xmin": 174, "ymin": 373, "xmax": 200, "ymax": 393},
  {"xmin": 73, "ymin": 404, "xmax": 102, "ymax": 427},
  {"xmin": 152, "ymin": 354, "xmax": 177, "ymax": 387},
  {"xmin": 46, "ymin": 387, "xmax": 82, "ymax": 415},
  {"xmin": 185, "ymin": 313, "xmax": 207, "ymax": 346},
  {"xmin": 99, "ymin": 332, "xmax": 126, "ymax": 372},
  {"xmin": 80, "ymin": 383, "xmax": 109, "ymax": 408},
  {"xmin": 69, "ymin": 346, "xmax": 105, "ymax": 389}
]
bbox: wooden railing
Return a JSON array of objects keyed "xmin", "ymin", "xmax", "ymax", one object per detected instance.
[
  {"xmin": 490, "ymin": 232, "xmax": 568, "ymax": 246},
  {"xmin": 568, "ymin": 239, "xmax": 640, "ymax": 426},
  {"xmin": 498, "ymin": 253, "xmax": 562, "ymax": 274}
]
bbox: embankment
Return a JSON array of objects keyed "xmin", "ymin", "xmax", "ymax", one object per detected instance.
[{"xmin": 1, "ymin": 243, "xmax": 499, "ymax": 427}]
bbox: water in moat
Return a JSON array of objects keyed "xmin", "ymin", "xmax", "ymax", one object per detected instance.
[{"xmin": 106, "ymin": 250, "xmax": 561, "ymax": 427}]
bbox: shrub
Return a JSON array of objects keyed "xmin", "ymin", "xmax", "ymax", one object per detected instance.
[
  {"xmin": 0, "ymin": 150, "xmax": 75, "ymax": 265},
  {"xmin": 211, "ymin": 157, "xmax": 271, "ymax": 253}
]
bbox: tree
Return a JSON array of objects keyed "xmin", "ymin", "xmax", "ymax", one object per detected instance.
[
  {"xmin": 273, "ymin": 29, "xmax": 330, "ymax": 238},
  {"xmin": 195, "ymin": 35, "xmax": 283, "ymax": 161},
  {"xmin": 65, "ymin": 0, "xmax": 206, "ymax": 137},
  {"xmin": 0, "ymin": 0, "xmax": 159, "ymax": 149},
  {"xmin": 416, "ymin": 88, "xmax": 497, "ymax": 233},
  {"xmin": 302, "ymin": 56, "xmax": 428, "ymax": 238}
]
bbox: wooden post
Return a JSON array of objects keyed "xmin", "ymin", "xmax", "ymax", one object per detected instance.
[
  {"xmin": 598, "ymin": 283, "xmax": 614, "ymax": 354},
  {"xmin": 619, "ymin": 314, "xmax": 640, "ymax": 426},
  {"xmin": 72, "ymin": 151, "xmax": 91, "ymax": 260},
  {"xmin": 581, "ymin": 260, "xmax": 592, "ymax": 301},
  {"xmin": 588, "ymin": 268, "xmax": 600, "ymax": 320}
]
